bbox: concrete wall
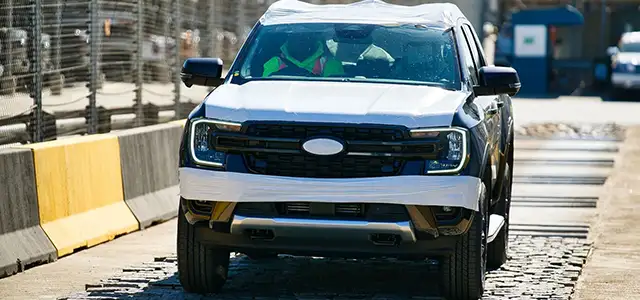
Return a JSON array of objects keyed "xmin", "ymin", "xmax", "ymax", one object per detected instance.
[{"xmin": 0, "ymin": 121, "xmax": 187, "ymax": 278}]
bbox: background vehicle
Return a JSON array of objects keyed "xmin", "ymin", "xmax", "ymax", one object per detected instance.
[
  {"xmin": 0, "ymin": 28, "xmax": 30, "ymax": 93},
  {"xmin": 0, "ymin": 34, "xmax": 16, "ymax": 95},
  {"xmin": 176, "ymin": 2, "xmax": 520, "ymax": 300},
  {"xmin": 609, "ymin": 31, "xmax": 640, "ymax": 99},
  {"xmin": 41, "ymin": 33, "xmax": 64, "ymax": 95}
]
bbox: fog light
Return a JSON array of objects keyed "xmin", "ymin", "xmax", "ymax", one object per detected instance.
[{"xmin": 442, "ymin": 206, "xmax": 453, "ymax": 213}]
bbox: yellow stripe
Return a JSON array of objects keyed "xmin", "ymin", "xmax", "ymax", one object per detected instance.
[
  {"xmin": 170, "ymin": 119, "xmax": 187, "ymax": 127},
  {"xmin": 211, "ymin": 202, "xmax": 236, "ymax": 222}
]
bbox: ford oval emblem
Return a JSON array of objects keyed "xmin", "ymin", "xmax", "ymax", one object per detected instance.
[{"xmin": 302, "ymin": 138, "xmax": 345, "ymax": 156}]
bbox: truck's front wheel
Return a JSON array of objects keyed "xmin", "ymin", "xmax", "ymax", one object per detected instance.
[
  {"xmin": 441, "ymin": 183, "xmax": 488, "ymax": 300},
  {"xmin": 177, "ymin": 206, "xmax": 230, "ymax": 294}
]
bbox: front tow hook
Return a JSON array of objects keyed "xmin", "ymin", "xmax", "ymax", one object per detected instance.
[{"xmin": 370, "ymin": 233, "xmax": 402, "ymax": 246}]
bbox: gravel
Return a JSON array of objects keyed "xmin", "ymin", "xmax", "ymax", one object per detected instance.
[
  {"xmin": 515, "ymin": 123, "xmax": 626, "ymax": 140},
  {"xmin": 60, "ymin": 236, "xmax": 591, "ymax": 300}
]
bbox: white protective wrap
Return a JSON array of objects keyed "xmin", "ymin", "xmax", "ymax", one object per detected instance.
[
  {"xmin": 204, "ymin": 81, "xmax": 469, "ymax": 129},
  {"xmin": 179, "ymin": 167, "xmax": 482, "ymax": 211},
  {"xmin": 260, "ymin": 0, "xmax": 466, "ymax": 27}
]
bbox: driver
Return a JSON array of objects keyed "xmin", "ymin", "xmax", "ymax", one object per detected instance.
[{"xmin": 262, "ymin": 33, "xmax": 344, "ymax": 77}]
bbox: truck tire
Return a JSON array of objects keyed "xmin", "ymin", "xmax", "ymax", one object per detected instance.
[
  {"xmin": 488, "ymin": 137, "xmax": 514, "ymax": 269},
  {"xmin": 177, "ymin": 205, "xmax": 230, "ymax": 294},
  {"xmin": 441, "ymin": 181, "xmax": 488, "ymax": 300}
]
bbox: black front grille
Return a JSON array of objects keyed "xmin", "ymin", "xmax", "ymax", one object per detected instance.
[
  {"xmin": 234, "ymin": 202, "xmax": 410, "ymax": 222},
  {"xmin": 245, "ymin": 152, "xmax": 403, "ymax": 178},
  {"xmin": 215, "ymin": 122, "xmax": 440, "ymax": 178},
  {"xmin": 279, "ymin": 202, "xmax": 365, "ymax": 218},
  {"xmin": 245, "ymin": 123, "xmax": 406, "ymax": 142}
]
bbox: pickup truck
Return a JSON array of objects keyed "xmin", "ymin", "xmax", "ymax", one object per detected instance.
[{"xmin": 176, "ymin": 1, "xmax": 520, "ymax": 299}]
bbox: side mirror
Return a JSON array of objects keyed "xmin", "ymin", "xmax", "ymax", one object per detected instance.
[
  {"xmin": 181, "ymin": 57, "xmax": 224, "ymax": 88},
  {"xmin": 606, "ymin": 46, "xmax": 619, "ymax": 56},
  {"xmin": 493, "ymin": 58, "xmax": 512, "ymax": 68},
  {"xmin": 474, "ymin": 66, "xmax": 521, "ymax": 97}
]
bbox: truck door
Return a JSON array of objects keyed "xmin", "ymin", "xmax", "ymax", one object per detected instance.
[{"xmin": 460, "ymin": 24, "xmax": 503, "ymax": 193}]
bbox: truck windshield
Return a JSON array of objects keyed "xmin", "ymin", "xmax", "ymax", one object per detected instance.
[
  {"xmin": 232, "ymin": 22, "xmax": 461, "ymax": 90},
  {"xmin": 620, "ymin": 42, "xmax": 640, "ymax": 53}
]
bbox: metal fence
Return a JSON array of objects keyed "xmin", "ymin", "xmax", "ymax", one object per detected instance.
[{"xmin": 0, "ymin": 0, "xmax": 446, "ymax": 146}]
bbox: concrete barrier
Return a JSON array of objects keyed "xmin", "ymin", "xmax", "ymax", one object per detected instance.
[
  {"xmin": 0, "ymin": 148, "xmax": 57, "ymax": 278},
  {"xmin": 24, "ymin": 135, "xmax": 139, "ymax": 257},
  {"xmin": 116, "ymin": 123, "xmax": 183, "ymax": 229},
  {"xmin": 0, "ymin": 120, "xmax": 187, "ymax": 277},
  {"xmin": 169, "ymin": 119, "xmax": 187, "ymax": 127}
]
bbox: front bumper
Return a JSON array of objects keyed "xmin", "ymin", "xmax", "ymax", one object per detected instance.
[
  {"xmin": 611, "ymin": 72, "xmax": 640, "ymax": 89},
  {"xmin": 194, "ymin": 216, "xmax": 459, "ymax": 257},
  {"xmin": 180, "ymin": 167, "xmax": 485, "ymax": 256},
  {"xmin": 232, "ymin": 216, "xmax": 416, "ymax": 243},
  {"xmin": 179, "ymin": 167, "xmax": 483, "ymax": 211}
]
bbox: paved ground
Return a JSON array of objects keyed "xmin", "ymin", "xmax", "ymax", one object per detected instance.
[
  {"xmin": 572, "ymin": 127, "xmax": 640, "ymax": 300},
  {"xmin": 0, "ymin": 127, "xmax": 623, "ymax": 300}
]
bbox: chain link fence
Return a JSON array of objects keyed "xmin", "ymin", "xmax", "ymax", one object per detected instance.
[{"xmin": 0, "ymin": 0, "xmax": 449, "ymax": 146}]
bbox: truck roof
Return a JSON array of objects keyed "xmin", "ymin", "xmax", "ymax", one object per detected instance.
[
  {"xmin": 260, "ymin": 0, "xmax": 467, "ymax": 28},
  {"xmin": 621, "ymin": 31, "xmax": 640, "ymax": 43}
]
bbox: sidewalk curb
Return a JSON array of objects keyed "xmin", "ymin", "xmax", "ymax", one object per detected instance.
[{"xmin": 573, "ymin": 126, "xmax": 640, "ymax": 299}]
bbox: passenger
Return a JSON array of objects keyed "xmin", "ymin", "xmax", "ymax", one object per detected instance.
[{"xmin": 262, "ymin": 34, "xmax": 345, "ymax": 77}]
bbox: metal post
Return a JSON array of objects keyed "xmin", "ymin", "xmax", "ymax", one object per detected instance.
[
  {"xmin": 55, "ymin": 0, "xmax": 62, "ymax": 71},
  {"xmin": 207, "ymin": 0, "xmax": 216, "ymax": 58},
  {"xmin": 173, "ymin": 0, "xmax": 181, "ymax": 119},
  {"xmin": 31, "ymin": 0, "xmax": 44, "ymax": 142},
  {"xmin": 600, "ymin": 0, "xmax": 607, "ymax": 52},
  {"xmin": 87, "ymin": 0, "xmax": 99, "ymax": 134},
  {"xmin": 6, "ymin": 0, "xmax": 13, "ymax": 80},
  {"xmin": 236, "ymin": 0, "xmax": 246, "ymax": 55},
  {"xmin": 134, "ymin": 0, "xmax": 144, "ymax": 127}
]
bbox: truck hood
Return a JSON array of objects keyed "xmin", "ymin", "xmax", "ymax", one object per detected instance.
[{"xmin": 203, "ymin": 80, "xmax": 469, "ymax": 128}]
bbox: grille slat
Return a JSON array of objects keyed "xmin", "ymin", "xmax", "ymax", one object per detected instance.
[
  {"xmin": 237, "ymin": 202, "xmax": 409, "ymax": 222},
  {"xmin": 335, "ymin": 204, "xmax": 364, "ymax": 217},
  {"xmin": 281, "ymin": 202, "xmax": 365, "ymax": 217},
  {"xmin": 245, "ymin": 123, "xmax": 406, "ymax": 142},
  {"xmin": 285, "ymin": 202, "xmax": 310, "ymax": 214},
  {"xmin": 246, "ymin": 152, "xmax": 403, "ymax": 178}
]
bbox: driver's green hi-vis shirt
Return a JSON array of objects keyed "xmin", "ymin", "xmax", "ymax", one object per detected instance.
[{"xmin": 262, "ymin": 41, "xmax": 345, "ymax": 77}]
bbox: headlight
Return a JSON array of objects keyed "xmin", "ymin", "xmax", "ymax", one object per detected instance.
[
  {"xmin": 189, "ymin": 118, "xmax": 242, "ymax": 167},
  {"xmin": 410, "ymin": 127, "xmax": 468, "ymax": 174}
]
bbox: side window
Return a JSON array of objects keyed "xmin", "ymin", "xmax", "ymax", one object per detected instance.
[
  {"xmin": 459, "ymin": 28, "xmax": 478, "ymax": 85},
  {"xmin": 463, "ymin": 24, "xmax": 487, "ymax": 69},
  {"xmin": 462, "ymin": 25, "xmax": 481, "ymax": 71}
]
